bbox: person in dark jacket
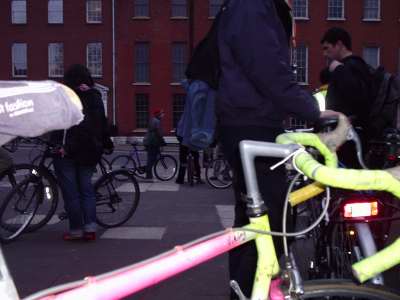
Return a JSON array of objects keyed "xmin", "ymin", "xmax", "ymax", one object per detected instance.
[
  {"xmin": 144, "ymin": 108, "xmax": 165, "ymax": 180},
  {"xmin": 217, "ymin": 1, "xmax": 337, "ymax": 298},
  {"xmin": 321, "ymin": 27, "xmax": 373, "ymax": 167},
  {"xmin": 52, "ymin": 64, "xmax": 113, "ymax": 241}
]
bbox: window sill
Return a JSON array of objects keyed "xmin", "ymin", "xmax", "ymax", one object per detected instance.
[
  {"xmin": 362, "ymin": 18, "xmax": 381, "ymax": 22},
  {"xmin": 12, "ymin": 75, "xmax": 27, "ymax": 78},
  {"xmin": 11, "ymin": 22, "xmax": 27, "ymax": 25},
  {"xmin": 92, "ymin": 75, "xmax": 103, "ymax": 78},
  {"xmin": 86, "ymin": 21, "xmax": 103, "ymax": 24},
  {"xmin": 326, "ymin": 18, "xmax": 346, "ymax": 21},
  {"xmin": 132, "ymin": 129, "xmax": 147, "ymax": 133},
  {"xmin": 294, "ymin": 17, "xmax": 309, "ymax": 20},
  {"xmin": 132, "ymin": 16, "xmax": 150, "ymax": 20},
  {"xmin": 133, "ymin": 82, "xmax": 151, "ymax": 86},
  {"xmin": 170, "ymin": 16, "xmax": 188, "ymax": 20},
  {"xmin": 48, "ymin": 75, "xmax": 63, "ymax": 78},
  {"xmin": 170, "ymin": 82, "xmax": 182, "ymax": 86},
  {"xmin": 48, "ymin": 22, "xmax": 64, "ymax": 25}
]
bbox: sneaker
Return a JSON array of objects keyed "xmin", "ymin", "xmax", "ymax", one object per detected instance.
[
  {"xmin": 84, "ymin": 232, "xmax": 96, "ymax": 241},
  {"xmin": 63, "ymin": 232, "xmax": 84, "ymax": 241}
]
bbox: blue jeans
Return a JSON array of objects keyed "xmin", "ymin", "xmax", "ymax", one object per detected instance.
[{"xmin": 53, "ymin": 158, "xmax": 96, "ymax": 233}]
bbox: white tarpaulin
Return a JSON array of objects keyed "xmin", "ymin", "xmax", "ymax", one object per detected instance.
[{"xmin": 0, "ymin": 80, "xmax": 83, "ymax": 146}]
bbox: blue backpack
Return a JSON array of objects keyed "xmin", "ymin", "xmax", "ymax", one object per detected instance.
[
  {"xmin": 177, "ymin": 80, "xmax": 216, "ymax": 151},
  {"xmin": 176, "ymin": 2, "xmax": 227, "ymax": 150}
]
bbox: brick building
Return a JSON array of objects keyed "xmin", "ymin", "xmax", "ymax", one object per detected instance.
[{"xmin": 1, "ymin": 0, "xmax": 399, "ymax": 135}]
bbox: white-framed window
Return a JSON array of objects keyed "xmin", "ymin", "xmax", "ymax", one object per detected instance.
[
  {"xmin": 172, "ymin": 42, "xmax": 187, "ymax": 83},
  {"xmin": 363, "ymin": 47, "xmax": 380, "ymax": 68},
  {"xmin": 293, "ymin": 0, "xmax": 308, "ymax": 19},
  {"xmin": 292, "ymin": 45, "xmax": 308, "ymax": 84},
  {"xmin": 11, "ymin": 0, "xmax": 27, "ymax": 24},
  {"xmin": 363, "ymin": 0, "xmax": 380, "ymax": 20},
  {"xmin": 134, "ymin": 0, "xmax": 149, "ymax": 17},
  {"xmin": 48, "ymin": 43, "xmax": 64, "ymax": 77},
  {"xmin": 327, "ymin": 0, "xmax": 345, "ymax": 20},
  {"xmin": 87, "ymin": 42, "xmax": 103, "ymax": 77},
  {"xmin": 86, "ymin": 0, "xmax": 102, "ymax": 23},
  {"xmin": 135, "ymin": 42, "xmax": 150, "ymax": 83},
  {"xmin": 171, "ymin": 0, "xmax": 187, "ymax": 18},
  {"xmin": 209, "ymin": 0, "xmax": 223, "ymax": 18},
  {"xmin": 48, "ymin": 0, "xmax": 63, "ymax": 24},
  {"xmin": 135, "ymin": 94, "xmax": 149, "ymax": 128},
  {"xmin": 12, "ymin": 43, "xmax": 27, "ymax": 77},
  {"xmin": 172, "ymin": 94, "xmax": 185, "ymax": 128}
]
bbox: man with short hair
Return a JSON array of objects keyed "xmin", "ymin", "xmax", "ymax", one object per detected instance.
[
  {"xmin": 321, "ymin": 27, "xmax": 373, "ymax": 130},
  {"xmin": 321, "ymin": 27, "xmax": 373, "ymax": 167}
]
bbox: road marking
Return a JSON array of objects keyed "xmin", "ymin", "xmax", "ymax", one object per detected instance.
[
  {"xmin": 29, "ymin": 214, "xmax": 60, "ymax": 225},
  {"xmin": 216, "ymin": 205, "xmax": 234, "ymax": 228},
  {"xmin": 138, "ymin": 181, "xmax": 179, "ymax": 192},
  {"xmin": 101, "ymin": 226, "xmax": 166, "ymax": 240}
]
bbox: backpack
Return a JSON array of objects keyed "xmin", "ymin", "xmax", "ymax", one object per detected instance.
[
  {"xmin": 176, "ymin": 2, "xmax": 227, "ymax": 151},
  {"xmin": 367, "ymin": 66, "xmax": 400, "ymax": 138}
]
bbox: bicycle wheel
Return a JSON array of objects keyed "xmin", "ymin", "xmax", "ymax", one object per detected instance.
[
  {"xmin": 23, "ymin": 168, "xmax": 59, "ymax": 233},
  {"xmin": 205, "ymin": 159, "xmax": 233, "ymax": 189},
  {"xmin": 154, "ymin": 155, "xmax": 177, "ymax": 181},
  {"xmin": 0, "ymin": 176, "xmax": 41, "ymax": 243},
  {"xmin": 300, "ymin": 280, "xmax": 400, "ymax": 299},
  {"xmin": 95, "ymin": 169, "xmax": 140, "ymax": 228}
]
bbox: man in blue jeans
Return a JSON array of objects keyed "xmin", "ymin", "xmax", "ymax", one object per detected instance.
[{"xmin": 217, "ymin": 1, "xmax": 338, "ymax": 298}]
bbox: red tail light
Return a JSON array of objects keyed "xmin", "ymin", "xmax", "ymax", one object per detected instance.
[{"xmin": 343, "ymin": 201, "xmax": 379, "ymax": 218}]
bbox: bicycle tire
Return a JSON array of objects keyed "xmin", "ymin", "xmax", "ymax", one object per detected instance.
[
  {"xmin": 0, "ymin": 176, "xmax": 41, "ymax": 243},
  {"xmin": 154, "ymin": 155, "xmax": 177, "ymax": 181},
  {"xmin": 299, "ymin": 280, "xmax": 400, "ymax": 299},
  {"xmin": 23, "ymin": 168, "xmax": 59, "ymax": 233},
  {"xmin": 205, "ymin": 158, "xmax": 233, "ymax": 189},
  {"xmin": 94, "ymin": 169, "xmax": 140, "ymax": 228}
]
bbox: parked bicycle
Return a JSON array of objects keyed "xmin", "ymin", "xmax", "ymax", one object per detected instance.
[
  {"xmin": 6, "ymin": 114, "xmax": 400, "ymax": 300},
  {"xmin": 110, "ymin": 141, "xmax": 177, "ymax": 181},
  {"xmin": 0, "ymin": 138, "xmax": 141, "ymax": 238}
]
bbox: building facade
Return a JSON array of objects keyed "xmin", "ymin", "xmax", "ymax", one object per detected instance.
[{"xmin": 1, "ymin": 0, "xmax": 400, "ymax": 135}]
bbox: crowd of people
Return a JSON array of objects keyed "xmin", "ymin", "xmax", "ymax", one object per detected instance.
[{"xmin": 0, "ymin": 0, "xmax": 384, "ymax": 298}]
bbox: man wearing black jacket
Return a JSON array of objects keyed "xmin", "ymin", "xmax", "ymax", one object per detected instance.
[
  {"xmin": 321, "ymin": 27, "xmax": 373, "ymax": 167},
  {"xmin": 217, "ymin": 1, "xmax": 336, "ymax": 298}
]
